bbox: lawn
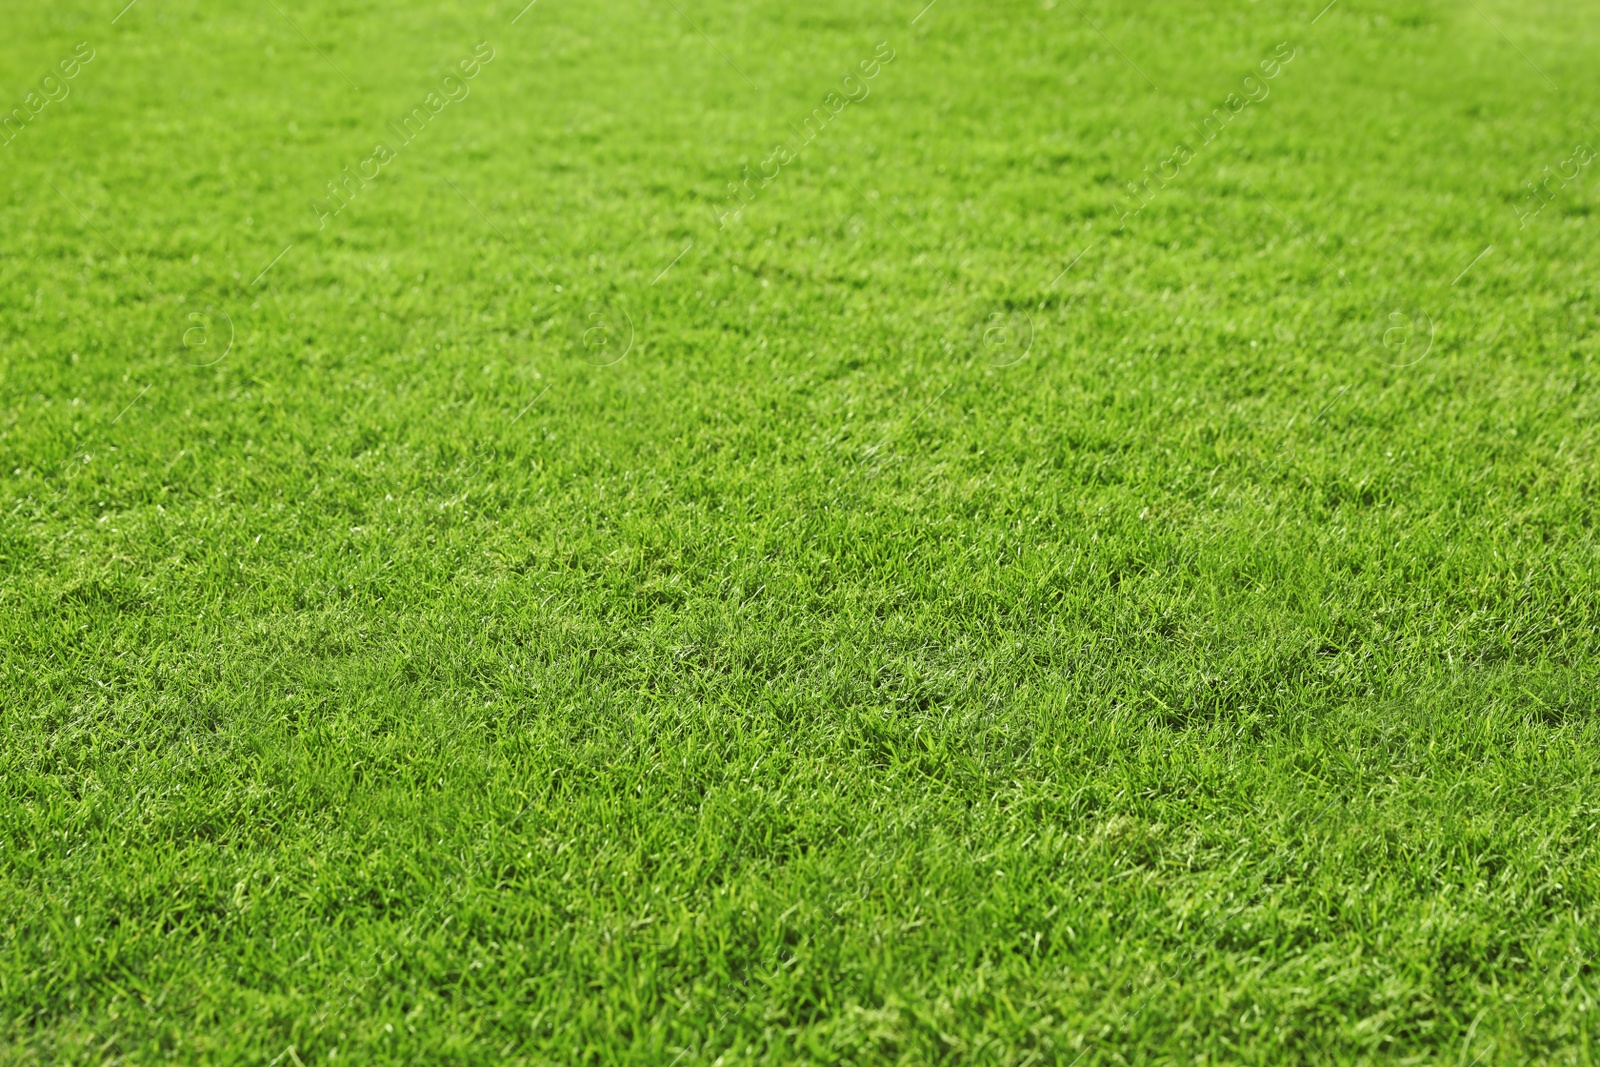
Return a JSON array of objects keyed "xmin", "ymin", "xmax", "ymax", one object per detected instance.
[{"xmin": 3, "ymin": 0, "xmax": 1599, "ymax": 1062}]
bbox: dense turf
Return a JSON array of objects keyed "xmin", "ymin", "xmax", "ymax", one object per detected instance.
[{"xmin": 4, "ymin": 0, "xmax": 1599, "ymax": 1062}]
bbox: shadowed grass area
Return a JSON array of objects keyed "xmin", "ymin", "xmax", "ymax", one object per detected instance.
[{"xmin": 2, "ymin": 0, "xmax": 1598, "ymax": 1061}]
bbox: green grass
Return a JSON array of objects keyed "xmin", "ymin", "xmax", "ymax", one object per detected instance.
[{"xmin": 3, "ymin": 0, "xmax": 1599, "ymax": 1061}]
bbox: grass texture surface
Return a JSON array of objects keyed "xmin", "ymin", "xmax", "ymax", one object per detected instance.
[{"xmin": 3, "ymin": 0, "xmax": 1599, "ymax": 1062}]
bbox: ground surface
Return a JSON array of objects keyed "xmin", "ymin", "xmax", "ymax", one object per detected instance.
[{"xmin": 3, "ymin": 0, "xmax": 1599, "ymax": 1062}]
